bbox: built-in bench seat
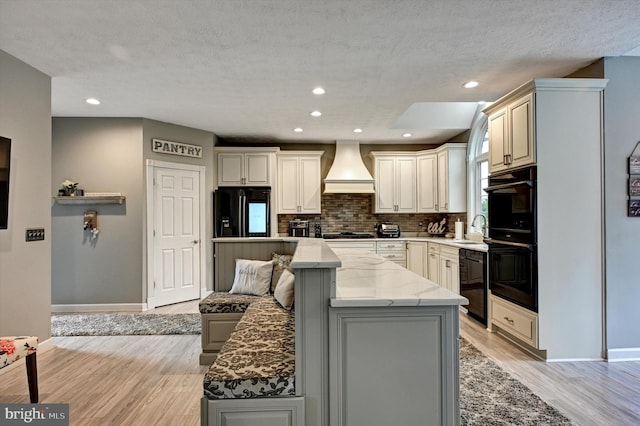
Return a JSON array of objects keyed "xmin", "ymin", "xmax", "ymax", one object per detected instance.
[{"xmin": 203, "ymin": 297, "xmax": 295, "ymax": 399}]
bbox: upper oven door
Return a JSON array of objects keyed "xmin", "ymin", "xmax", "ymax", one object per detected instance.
[{"xmin": 486, "ymin": 166, "xmax": 536, "ymax": 243}]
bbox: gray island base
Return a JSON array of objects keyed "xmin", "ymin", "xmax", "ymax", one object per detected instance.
[{"xmin": 204, "ymin": 238, "xmax": 468, "ymax": 426}]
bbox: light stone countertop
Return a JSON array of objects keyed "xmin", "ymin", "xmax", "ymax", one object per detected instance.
[
  {"xmin": 331, "ymin": 248, "xmax": 469, "ymax": 308},
  {"xmin": 213, "ymin": 235, "xmax": 487, "ymax": 252}
]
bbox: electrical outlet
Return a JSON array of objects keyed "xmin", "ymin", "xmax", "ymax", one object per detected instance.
[{"xmin": 25, "ymin": 228, "xmax": 45, "ymax": 242}]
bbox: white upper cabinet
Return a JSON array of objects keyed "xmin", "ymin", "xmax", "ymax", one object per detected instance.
[
  {"xmin": 276, "ymin": 151, "xmax": 323, "ymax": 214},
  {"xmin": 417, "ymin": 153, "xmax": 438, "ymax": 212},
  {"xmin": 216, "ymin": 147, "xmax": 279, "ymax": 187},
  {"xmin": 415, "ymin": 144, "xmax": 467, "ymax": 213},
  {"xmin": 436, "ymin": 144, "xmax": 467, "ymax": 213},
  {"xmin": 371, "ymin": 153, "xmax": 416, "ymax": 213},
  {"xmin": 487, "ymin": 92, "xmax": 535, "ymax": 173}
]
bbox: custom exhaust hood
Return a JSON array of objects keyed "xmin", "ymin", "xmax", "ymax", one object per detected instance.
[{"xmin": 324, "ymin": 140, "xmax": 375, "ymax": 193}]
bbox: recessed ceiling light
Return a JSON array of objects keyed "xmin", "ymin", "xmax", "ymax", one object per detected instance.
[
  {"xmin": 402, "ymin": 133, "xmax": 412, "ymax": 138},
  {"xmin": 463, "ymin": 81, "xmax": 479, "ymax": 89},
  {"xmin": 293, "ymin": 127, "xmax": 303, "ymax": 133},
  {"xmin": 312, "ymin": 87, "xmax": 325, "ymax": 95},
  {"xmin": 86, "ymin": 98, "xmax": 101, "ymax": 105},
  {"xmin": 310, "ymin": 110, "xmax": 322, "ymax": 117},
  {"xmin": 353, "ymin": 128, "xmax": 363, "ymax": 133}
]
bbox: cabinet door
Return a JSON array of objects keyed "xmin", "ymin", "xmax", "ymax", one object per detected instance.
[
  {"xmin": 439, "ymin": 255, "xmax": 460, "ymax": 294},
  {"xmin": 437, "ymin": 150, "xmax": 449, "ymax": 212},
  {"xmin": 218, "ymin": 153, "xmax": 244, "ymax": 186},
  {"xmin": 427, "ymin": 251, "xmax": 440, "ymax": 284},
  {"xmin": 299, "ymin": 156, "xmax": 321, "ymax": 213},
  {"xmin": 374, "ymin": 157, "xmax": 396, "ymax": 213},
  {"xmin": 509, "ymin": 93, "xmax": 535, "ymax": 169},
  {"xmin": 395, "ymin": 157, "xmax": 416, "ymax": 213},
  {"xmin": 277, "ymin": 156, "xmax": 300, "ymax": 213},
  {"xmin": 488, "ymin": 108, "xmax": 509, "ymax": 173},
  {"xmin": 417, "ymin": 154, "xmax": 438, "ymax": 213},
  {"xmin": 244, "ymin": 153, "xmax": 270, "ymax": 185},
  {"xmin": 407, "ymin": 242, "xmax": 427, "ymax": 277}
]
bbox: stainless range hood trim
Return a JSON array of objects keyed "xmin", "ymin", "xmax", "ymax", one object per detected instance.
[{"xmin": 323, "ymin": 140, "xmax": 376, "ymax": 194}]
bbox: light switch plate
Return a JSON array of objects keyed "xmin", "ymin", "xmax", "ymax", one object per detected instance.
[{"xmin": 25, "ymin": 228, "xmax": 45, "ymax": 242}]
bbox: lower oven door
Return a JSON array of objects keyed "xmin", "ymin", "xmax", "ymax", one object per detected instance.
[{"xmin": 488, "ymin": 240, "xmax": 537, "ymax": 312}]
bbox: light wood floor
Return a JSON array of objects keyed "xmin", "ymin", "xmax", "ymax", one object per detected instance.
[{"xmin": 2, "ymin": 302, "xmax": 639, "ymax": 425}]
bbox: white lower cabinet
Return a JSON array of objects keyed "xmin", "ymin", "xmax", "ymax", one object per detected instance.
[
  {"xmin": 490, "ymin": 294, "xmax": 538, "ymax": 348},
  {"xmin": 407, "ymin": 241, "xmax": 428, "ymax": 277},
  {"xmin": 439, "ymin": 246, "xmax": 460, "ymax": 294},
  {"xmin": 376, "ymin": 240, "xmax": 406, "ymax": 267},
  {"xmin": 427, "ymin": 243, "xmax": 440, "ymax": 284}
]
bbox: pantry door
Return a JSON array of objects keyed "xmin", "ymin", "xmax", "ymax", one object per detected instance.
[{"xmin": 147, "ymin": 160, "xmax": 205, "ymax": 308}]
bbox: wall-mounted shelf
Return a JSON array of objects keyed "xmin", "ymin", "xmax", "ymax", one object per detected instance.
[{"xmin": 54, "ymin": 193, "xmax": 126, "ymax": 205}]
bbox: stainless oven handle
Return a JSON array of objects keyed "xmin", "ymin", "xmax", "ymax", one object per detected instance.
[
  {"xmin": 484, "ymin": 238, "xmax": 534, "ymax": 250},
  {"xmin": 484, "ymin": 180, "xmax": 533, "ymax": 192}
]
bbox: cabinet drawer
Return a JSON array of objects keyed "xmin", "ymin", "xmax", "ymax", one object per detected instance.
[
  {"xmin": 376, "ymin": 241, "xmax": 405, "ymax": 251},
  {"xmin": 490, "ymin": 295, "xmax": 538, "ymax": 347},
  {"xmin": 326, "ymin": 241, "xmax": 377, "ymax": 252},
  {"xmin": 440, "ymin": 245, "xmax": 459, "ymax": 259},
  {"xmin": 377, "ymin": 251, "xmax": 407, "ymax": 261},
  {"xmin": 428, "ymin": 243, "xmax": 441, "ymax": 254}
]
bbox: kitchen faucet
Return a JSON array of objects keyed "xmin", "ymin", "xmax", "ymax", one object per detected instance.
[{"xmin": 471, "ymin": 214, "xmax": 487, "ymax": 237}]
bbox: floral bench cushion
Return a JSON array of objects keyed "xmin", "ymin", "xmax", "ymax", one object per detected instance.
[
  {"xmin": 203, "ymin": 297, "xmax": 295, "ymax": 399},
  {"xmin": 199, "ymin": 292, "xmax": 267, "ymax": 314},
  {"xmin": 0, "ymin": 336, "xmax": 38, "ymax": 369}
]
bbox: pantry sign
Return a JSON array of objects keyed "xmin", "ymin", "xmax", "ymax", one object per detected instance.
[{"xmin": 152, "ymin": 138, "xmax": 202, "ymax": 158}]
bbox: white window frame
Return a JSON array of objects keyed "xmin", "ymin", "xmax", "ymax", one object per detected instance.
[{"xmin": 466, "ymin": 112, "xmax": 489, "ymax": 234}]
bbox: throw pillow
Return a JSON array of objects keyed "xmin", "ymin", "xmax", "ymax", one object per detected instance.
[
  {"xmin": 274, "ymin": 269, "xmax": 295, "ymax": 310},
  {"xmin": 229, "ymin": 259, "xmax": 274, "ymax": 296},
  {"xmin": 271, "ymin": 252, "xmax": 293, "ymax": 293}
]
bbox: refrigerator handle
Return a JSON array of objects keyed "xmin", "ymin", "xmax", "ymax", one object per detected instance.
[{"xmin": 239, "ymin": 195, "xmax": 246, "ymax": 237}]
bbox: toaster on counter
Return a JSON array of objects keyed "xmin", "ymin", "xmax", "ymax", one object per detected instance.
[{"xmin": 376, "ymin": 223, "xmax": 400, "ymax": 238}]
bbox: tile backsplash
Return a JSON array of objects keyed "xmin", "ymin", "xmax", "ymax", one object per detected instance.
[{"xmin": 277, "ymin": 193, "xmax": 466, "ymax": 235}]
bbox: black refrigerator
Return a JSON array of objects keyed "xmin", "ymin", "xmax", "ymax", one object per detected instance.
[{"xmin": 214, "ymin": 187, "xmax": 271, "ymax": 237}]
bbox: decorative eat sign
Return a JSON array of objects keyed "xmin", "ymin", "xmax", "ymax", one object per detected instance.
[{"xmin": 152, "ymin": 138, "xmax": 202, "ymax": 158}]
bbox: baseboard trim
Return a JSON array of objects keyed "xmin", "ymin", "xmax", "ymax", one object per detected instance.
[
  {"xmin": 607, "ymin": 347, "xmax": 640, "ymax": 362},
  {"xmin": 51, "ymin": 303, "xmax": 147, "ymax": 313}
]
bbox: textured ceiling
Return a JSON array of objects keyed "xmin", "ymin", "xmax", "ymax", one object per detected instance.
[{"xmin": 1, "ymin": 0, "xmax": 640, "ymax": 144}]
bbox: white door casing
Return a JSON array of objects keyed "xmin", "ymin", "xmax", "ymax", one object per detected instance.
[{"xmin": 146, "ymin": 160, "xmax": 205, "ymax": 308}]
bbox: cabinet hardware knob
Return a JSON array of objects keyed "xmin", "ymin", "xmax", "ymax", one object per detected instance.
[
  {"xmin": 192, "ymin": 240, "xmax": 200, "ymax": 244},
  {"xmin": 503, "ymin": 316, "xmax": 514, "ymax": 324}
]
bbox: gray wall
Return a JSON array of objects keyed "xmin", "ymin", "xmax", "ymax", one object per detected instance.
[
  {"xmin": 52, "ymin": 118, "xmax": 144, "ymax": 304},
  {"xmin": 142, "ymin": 118, "xmax": 216, "ymax": 293},
  {"xmin": 0, "ymin": 50, "xmax": 52, "ymax": 339},
  {"xmin": 602, "ymin": 57, "xmax": 640, "ymax": 351},
  {"xmin": 52, "ymin": 117, "xmax": 217, "ymax": 306}
]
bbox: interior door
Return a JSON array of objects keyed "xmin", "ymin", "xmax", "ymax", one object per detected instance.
[{"xmin": 154, "ymin": 166, "xmax": 201, "ymax": 307}]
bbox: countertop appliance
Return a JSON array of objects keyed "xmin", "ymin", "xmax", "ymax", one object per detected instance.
[
  {"xmin": 376, "ymin": 222, "xmax": 400, "ymax": 238},
  {"xmin": 322, "ymin": 232, "xmax": 375, "ymax": 239},
  {"xmin": 289, "ymin": 219, "xmax": 309, "ymax": 237},
  {"xmin": 459, "ymin": 248, "xmax": 487, "ymax": 325},
  {"xmin": 214, "ymin": 187, "xmax": 271, "ymax": 237}
]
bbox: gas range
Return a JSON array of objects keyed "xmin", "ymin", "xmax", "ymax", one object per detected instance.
[{"xmin": 322, "ymin": 232, "xmax": 376, "ymax": 239}]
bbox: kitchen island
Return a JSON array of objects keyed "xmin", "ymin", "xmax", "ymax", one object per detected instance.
[{"xmin": 208, "ymin": 238, "xmax": 468, "ymax": 426}]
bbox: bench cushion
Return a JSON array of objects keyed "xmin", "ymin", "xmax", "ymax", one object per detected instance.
[
  {"xmin": 203, "ymin": 298, "xmax": 295, "ymax": 399},
  {"xmin": 199, "ymin": 292, "xmax": 266, "ymax": 314},
  {"xmin": 1, "ymin": 336, "xmax": 38, "ymax": 369}
]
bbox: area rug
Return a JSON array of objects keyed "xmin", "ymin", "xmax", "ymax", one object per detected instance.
[
  {"xmin": 51, "ymin": 314, "xmax": 573, "ymax": 424},
  {"xmin": 459, "ymin": 338, "xmax": 574, "ymax": 425},
  {"xmin": 51, "ymin": 313, "xmax": 200, "ymax": 336}
]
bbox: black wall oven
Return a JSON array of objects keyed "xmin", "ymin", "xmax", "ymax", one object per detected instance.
[{"xmin": 485, "ymin": 166, "xmax": 538, "ymax": 312}]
